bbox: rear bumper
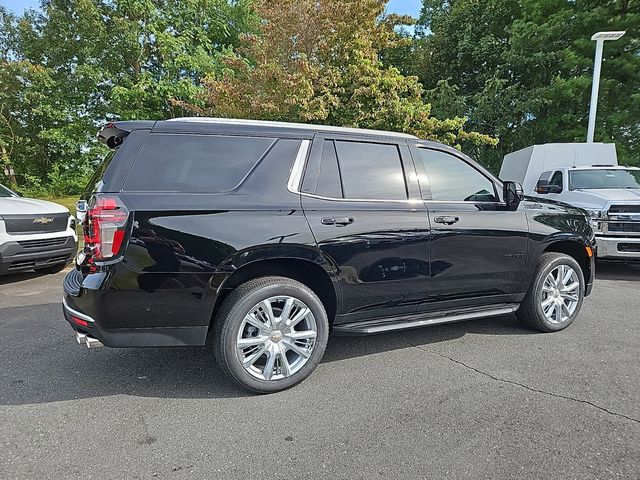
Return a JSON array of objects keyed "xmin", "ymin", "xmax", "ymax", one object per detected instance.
[
  {"xmin": 595, "ymin": 236, "xmax": 640, "ymax": 260},
  {"xmin": 62, "ymin": 268, "xmax": 209, "ymax": 347},
  {"xmin": 0, "ymin": 236, "xmax": 76, "ymax": 274}
]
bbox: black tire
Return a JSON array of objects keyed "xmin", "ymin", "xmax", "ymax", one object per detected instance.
[
  {"xmin": 213, "ymin": 276, "xmax": 329, "ymax": 393},
  {"xmin": 517, "ymin": 252, "xmax": 585, "ymax": 332},
  {"xmin": 34, "ymin": 262, "xmax": 67, "ymax": 274}
]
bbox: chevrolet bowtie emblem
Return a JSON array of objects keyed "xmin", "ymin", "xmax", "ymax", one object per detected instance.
[{"xmin": 33, "ymin": 216, "xmax": 54, "ymax": 224}]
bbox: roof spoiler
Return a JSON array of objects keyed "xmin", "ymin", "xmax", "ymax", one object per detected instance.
[{"xmin": 97, "ymin": 121, "xmax": 156, "ymax": 149}]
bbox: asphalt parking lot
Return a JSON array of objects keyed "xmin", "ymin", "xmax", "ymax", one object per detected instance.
[{"xmin": 1, "ymin": 264, "xmax": 639, "ymax": 479}]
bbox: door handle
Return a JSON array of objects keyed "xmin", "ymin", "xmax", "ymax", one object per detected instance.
[
  {"xmin": 433, "ymin": 216, "xmax": 460, "ymax": 225},
  {"xmin": 322, "ymin": 217, "xmax": 354, "ymax": 226}
]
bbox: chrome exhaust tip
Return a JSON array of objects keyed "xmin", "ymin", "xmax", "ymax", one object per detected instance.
[
  {"xmin": 85, "ymin": 336, "xmax": 104, "ymax": 349},
  {"xmin": 75, "ymin": 331, "xmax": 103, "ymax": 349}
]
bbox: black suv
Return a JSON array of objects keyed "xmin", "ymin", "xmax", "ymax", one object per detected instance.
[{"xmin": 63, "ymin": 118, "xmax": 595, "ymax": 392}]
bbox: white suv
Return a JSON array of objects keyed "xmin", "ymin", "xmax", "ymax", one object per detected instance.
[{"xmin": 0, "ymin": 183, "xmax": 77, "ymax": 275}]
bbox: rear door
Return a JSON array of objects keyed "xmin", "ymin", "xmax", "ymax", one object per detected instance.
[
  {"xmin": 410, "ymin": 144, "xmax": 529, "ymax": 305},
  {"xmin": 299, "ymin": 135, "xmax": 430, "ymax": 324}
]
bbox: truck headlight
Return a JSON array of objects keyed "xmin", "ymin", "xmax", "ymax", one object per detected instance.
[{"xmin": 585, "ymin": 209, "xmax": 605, "ymax": 232}]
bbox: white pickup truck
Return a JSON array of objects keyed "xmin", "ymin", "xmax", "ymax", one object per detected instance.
[
  {"xmin": 500, "ymin": 143, "xmax": 640, "ymax": 260},
  {"xmin": 0, "ymin": 183, "xmax": 77, "ymax": 274}
]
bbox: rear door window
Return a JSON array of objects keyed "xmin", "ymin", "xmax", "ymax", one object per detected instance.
[
  {"xmin": 125, "ymin": 134, "xmax": 275, "ymax": 192},
  {"xmin": 315, "ymin": 140, "xmax": 344, "ymax": 198},
  {"xmin": 334, "ymin": 140, "xmax": 407, "ymax": 200}
]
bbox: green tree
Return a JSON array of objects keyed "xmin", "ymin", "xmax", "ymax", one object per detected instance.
[
  {"xmin": 0, "ymin": 0, "xmax": 255, "ymax": 194},
  {"xmin": 185, "ymin": 0, "xmax": 496, "ymax": 148},
  {"xmin": 409, "ymin": 0, "xmax": 640, "ymax": 171}
]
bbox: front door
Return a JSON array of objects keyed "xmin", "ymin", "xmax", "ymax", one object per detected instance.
[
  {"xmin": 410, "ymin": 145, "xmax": 529, "ymax": 305},
  {"xmin": 300, "ymin": 136, "xmax": 431, "ymax": 323}
]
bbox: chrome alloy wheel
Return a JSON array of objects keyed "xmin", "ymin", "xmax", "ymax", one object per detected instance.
[
  {"xmin": 236, "ymin": 296, "xmax": 318, "ymax": 381},
  {"xmin": 540, "ymin": 264, "xmax": 580, "ymax": 324}
]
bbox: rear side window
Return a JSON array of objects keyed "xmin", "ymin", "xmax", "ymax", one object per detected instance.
[
  {"xmin": 334, "ymin": 140, "xmax": 407, "ymax": 200},
  {"xmin": 125, "ymin": 134, "xmax": 275, "ymax": 192}
]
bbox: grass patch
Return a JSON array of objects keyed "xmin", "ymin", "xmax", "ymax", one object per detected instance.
[{"xmin": 40, "ymin": 196, "xmax": 79, "ymax": 215}]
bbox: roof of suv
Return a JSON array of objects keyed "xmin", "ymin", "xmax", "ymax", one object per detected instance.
[
  {"xmin": 164, "ymin": 117, "xmax": 418, "ymax": 139},
  {"xmin": 99, "ymin": 118, "xmax": 418, "ymax": 142}
]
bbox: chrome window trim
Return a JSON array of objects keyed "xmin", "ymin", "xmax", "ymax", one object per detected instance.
[
  {"xmin": 287, "ymin": 139, "xmax": 311, "ymax": 193},
  {"xmin": 62, "ymin": 297, "xmax": 95, "ymax": 323},
  {"xmin": 299, "ymin": 191, "xmax": 424, "ymax": 204}
]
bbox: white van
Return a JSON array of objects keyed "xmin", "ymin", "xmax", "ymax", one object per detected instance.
[
  {"xmin": 0, "ymin": 183, "xmax": 77, "ymax": 274},
  {"xmin": 500, "ymin": 143, "xmax": 640, "ymax": 260}
]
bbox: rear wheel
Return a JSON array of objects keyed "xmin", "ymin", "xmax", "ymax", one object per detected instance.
[
  {"xmin": 518, "ymin": 252, "xmax": 585, "ymax": 332},
  {"xmin": 213, "ymin": 276, "xmax": 329, "ymax": 393}
]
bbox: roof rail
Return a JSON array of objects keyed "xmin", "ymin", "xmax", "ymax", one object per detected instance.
[{"xmin": 166, "ymin": 117, "xmax": 417, "ymax": 139}]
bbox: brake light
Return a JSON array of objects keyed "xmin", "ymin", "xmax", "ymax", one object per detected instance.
[{"xmin": 83, "ymin": 194, "xmax": 129, "ymax": 260}]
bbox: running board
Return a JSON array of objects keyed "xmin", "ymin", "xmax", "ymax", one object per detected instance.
[{"xmin": 332, "ymin": 304, "xmax": 520, "ymax": 336}]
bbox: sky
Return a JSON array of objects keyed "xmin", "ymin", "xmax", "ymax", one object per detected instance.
[{"xmin": 3, "ymin": 0, "xmax": 423, "ymax": 17}]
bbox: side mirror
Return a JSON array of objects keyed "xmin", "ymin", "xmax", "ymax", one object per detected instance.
[
  {"xmin": 76, "ymin": 200, "xmax": 88, "ymax": 223},
  {"xmin": 535, "ymin": 182, "xmax": 562, "ymax": 194},
  {"xmin": 503, "ymin": 181, "xmax": 524, "ymax": 208}
]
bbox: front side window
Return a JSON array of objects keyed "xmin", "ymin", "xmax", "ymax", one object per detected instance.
[
  {"xmin": 416, "ymin": 149, "xmax": 497, "ymax": 202},
  {"xmin": 569, "ymin": 169, "xmax": 640, "ymax": 190},
  {"xmin": 549, "ymin": 171, "xmax": 563, "ymax": 191},
  {"xmin": 334, "ymin": 140, "xmax": 407, "ymax": 200}
]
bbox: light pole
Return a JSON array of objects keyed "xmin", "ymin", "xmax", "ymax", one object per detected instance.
[{"xmin": 587, "ymin": 31, "xmax": 626, "ymax": 143}]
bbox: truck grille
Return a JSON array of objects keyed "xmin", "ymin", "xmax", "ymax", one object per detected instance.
[
  {"xmin": 607, "ymin": 223, "xmax": 640, "ymax": 233},
  {"xmin": 3, "ymin": 213, "xmax": 68, "ymax": 235},
  {"xmin": 604, "ymin": 204, "xmax": 640, "ymax": 237},
  {"xmin": 608, "ymin": 205, "xmax": 640, "ymax": 214},
  {"xmin": 18, "ymin": 237, "xmax": 68, "ymax": 249}
]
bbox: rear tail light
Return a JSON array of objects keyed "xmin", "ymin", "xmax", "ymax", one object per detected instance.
[{"xmin": 83, "ymin": 194, "xmax": 130, "ymax": 260}]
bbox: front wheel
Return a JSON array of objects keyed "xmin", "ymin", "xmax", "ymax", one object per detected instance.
[
  {"xmin": 518, "ymin": 252, "xmax": 585, "ymax": 332},
  {"xmin": 213, "ymin": 276, "xmax": 329, "ymax": 393}
]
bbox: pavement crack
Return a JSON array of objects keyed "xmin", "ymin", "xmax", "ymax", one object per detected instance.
[{"xmin": 402, "ymin": 340, "xmax": 640, "ymax": 425}]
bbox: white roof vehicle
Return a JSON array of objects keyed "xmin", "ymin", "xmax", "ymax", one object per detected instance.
[
  {"xmin": 0, "ymin": 183, "xmax": 77, "ymax": 274},
  {"xmin": 500, "ymin": 143, "xmax": 640, "ymax": 260}
]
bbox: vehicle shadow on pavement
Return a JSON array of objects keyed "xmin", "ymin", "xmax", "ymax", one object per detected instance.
[
  {"xmin": 0, "ymin": 271, "xmax": 52, "ymax": 285},
  {"xmin": 323, "ymin": 313, "xmax": 533, "ymax": 363},
  {"xmin": 0, "ymin": 302, "xmax": 533, "ymax": 405},
  {"xmin": 595, "ymin": 261, "xmax": 640, "ymax": 281}
]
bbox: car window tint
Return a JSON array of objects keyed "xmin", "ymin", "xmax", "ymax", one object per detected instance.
[
  {"xmin": 316, "ymin": 140, "xmax": 343, "ymax": 198},
  {"xmin": 334, "ymin": 140, "xmax": 407, "ymax": 200},
  {"xmin": 417, "ymin": 149, "xmax": 497, "ymax": 202},
  {"xmin": 125, "ymin": 134, "xmax": 275, "ymax": 192}
]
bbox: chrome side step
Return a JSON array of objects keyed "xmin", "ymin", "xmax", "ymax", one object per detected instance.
[{"xmin": 332, "ymin": 304, "xmax": 520, "ymax": 336}]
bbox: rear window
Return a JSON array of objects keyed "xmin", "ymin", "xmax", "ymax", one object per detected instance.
[
  {"xmin": 124, "ymin": 134, "xmax": 276, "ymax": 192},
  {"xmin": 85, "ymin": 150, "xmax": 116, "ymax": 194}
]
